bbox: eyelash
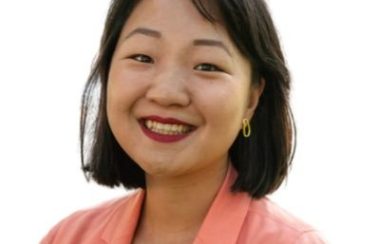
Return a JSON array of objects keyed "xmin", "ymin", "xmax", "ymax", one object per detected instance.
[
  {"xmin": 194, "ymin": 63, "xmax": 222, "ymax": 72},
  {"xmin": 128, "ymin": 54, "xmax": 223, "ymax": 72},
  {"xmin": 129, "ymin": 54, "xmax": 154, "ymax": 63}
]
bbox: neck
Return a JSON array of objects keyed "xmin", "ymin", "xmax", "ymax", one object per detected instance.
[{"xmin": 136, "ymin": 159, "xmax": 229, "ymax": 242}]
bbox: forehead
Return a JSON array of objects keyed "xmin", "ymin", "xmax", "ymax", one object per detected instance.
[{"xmin": 120, "ymin": 0, "xmax": 230, "ymax": 43}]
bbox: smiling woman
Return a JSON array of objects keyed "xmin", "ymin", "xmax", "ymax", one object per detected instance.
[{"xmin": 41, "ymin": 0, "xmax": 325, "ymax": 243}]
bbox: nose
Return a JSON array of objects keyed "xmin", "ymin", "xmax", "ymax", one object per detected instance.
[{"xmin": 146, "ymin": 67, "xmax": 191, "ymax": 107}]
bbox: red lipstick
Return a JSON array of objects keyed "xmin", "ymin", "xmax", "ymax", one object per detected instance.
[
  {"xmin": 139, "ymin": 116, "xmax": 195, "ymax": 143},
  {"xmin": 143, "ymin": 116, "xmax": 192, "ymax": 126}
]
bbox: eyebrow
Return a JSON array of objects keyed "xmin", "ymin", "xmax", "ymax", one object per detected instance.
[
  {"xmin": 124, "ymin": 27, "xmax": 162, "ymax": 40},
  {"xmin": 193, "ymin": 39, "xmax": 232, "ymax": 57},
  {"xmin": 124, "ymin": 27, "xmax": 232, "ymax": 56}
]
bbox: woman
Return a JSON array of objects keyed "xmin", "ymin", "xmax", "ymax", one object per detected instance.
[{"xmin": 42, "ymin": 0, "xmax": 325, "ymax": 243}]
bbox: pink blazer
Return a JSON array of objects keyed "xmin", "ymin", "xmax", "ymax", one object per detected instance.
[{"xmin": 42, "ymin": 166, "xmax": 325, "ymax": 243}]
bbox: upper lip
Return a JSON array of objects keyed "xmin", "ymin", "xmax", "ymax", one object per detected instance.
[{"xmin": 141, "ymin": 115, "xmax": 195, "ymax": 127}]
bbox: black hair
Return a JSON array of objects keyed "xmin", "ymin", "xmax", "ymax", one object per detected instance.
[{"xmin": 81, "ymin": 0, "xmax": 295, "ymax": 198}]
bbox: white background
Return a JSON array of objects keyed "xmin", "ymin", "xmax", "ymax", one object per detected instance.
[{"xmin": 0, "ymin": 0, "xmax": 379, "ymax": 243}]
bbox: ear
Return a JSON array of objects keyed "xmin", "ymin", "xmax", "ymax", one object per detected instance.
[{"xmin": 244, "ymin": 78, "xmax": 265, "ymax": 120}]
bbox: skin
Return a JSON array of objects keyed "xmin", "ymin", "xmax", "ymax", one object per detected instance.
[{"xmin": 106, "ymin": 0, "xmax": 265, "ymax": 243}]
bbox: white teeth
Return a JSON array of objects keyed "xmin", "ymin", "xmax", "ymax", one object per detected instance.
[{"xmin": 144, "ymin": 120, "xmax": 192, "ymax": 135}]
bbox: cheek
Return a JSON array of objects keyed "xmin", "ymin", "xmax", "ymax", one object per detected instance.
[
  {"xmin": 107, "ymin": 65, "xmax": 150, "ymax": 113},
  {"xmin": 195, "ymin": 82, "xmax": 247, "ymax": 131}
]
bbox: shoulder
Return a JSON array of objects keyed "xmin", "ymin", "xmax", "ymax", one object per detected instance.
[
  {"xmin": 238, "ymin": 197, "xmax": 326, "ymax": 243},
  {"xmin": 41, "ymin": 190, "xmax": 141, "ymax": 244}
]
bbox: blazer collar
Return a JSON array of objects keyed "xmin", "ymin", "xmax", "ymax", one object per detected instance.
[
  {"xmin": 193, "ymin": 166, "xmax": 251, "ymax": 244},
  {"xmin": 101, "ymin": 189, "xmax": 145, "ymax": 244}
]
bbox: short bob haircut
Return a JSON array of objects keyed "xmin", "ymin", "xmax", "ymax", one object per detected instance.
[{"xmin": 80, "ymin": 0, "xmax": 295, "ymax": 199}]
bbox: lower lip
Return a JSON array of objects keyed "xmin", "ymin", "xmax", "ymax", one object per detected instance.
[{"xmin": 140, "ymin": 122, "xmax": 193, "ymax": 143}]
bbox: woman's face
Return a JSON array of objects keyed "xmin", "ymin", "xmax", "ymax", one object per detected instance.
[{"xmin": 107, "ymin": 0, "xmax": 264, "ymax": 178}]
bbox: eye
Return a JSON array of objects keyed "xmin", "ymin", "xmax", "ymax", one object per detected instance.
[
  {"xmin": 128, "ymin": 54, "xmax": 154, "ymax": 63},
  {"xmin": 194, "ymin": 63, "xmax": 222, "ymax": 72}
]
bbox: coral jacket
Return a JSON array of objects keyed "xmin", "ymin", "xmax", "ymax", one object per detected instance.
[{"xmin": 41, "ymin": 166, "xmax": 325, "ymax": 244}]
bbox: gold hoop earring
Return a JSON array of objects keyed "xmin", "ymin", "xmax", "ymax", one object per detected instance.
[{"xmin": 242, "ymin": 118, "xmax": 251, "ymax": 138}]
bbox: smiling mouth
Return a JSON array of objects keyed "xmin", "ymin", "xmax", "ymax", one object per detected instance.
[
  {"xmin": 139, "ymin": 116, "xmax": 196, "ymax": 143},
  {"xmin": 144, "ymin": 119, "xmax": 193, "ymax": 135}
]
